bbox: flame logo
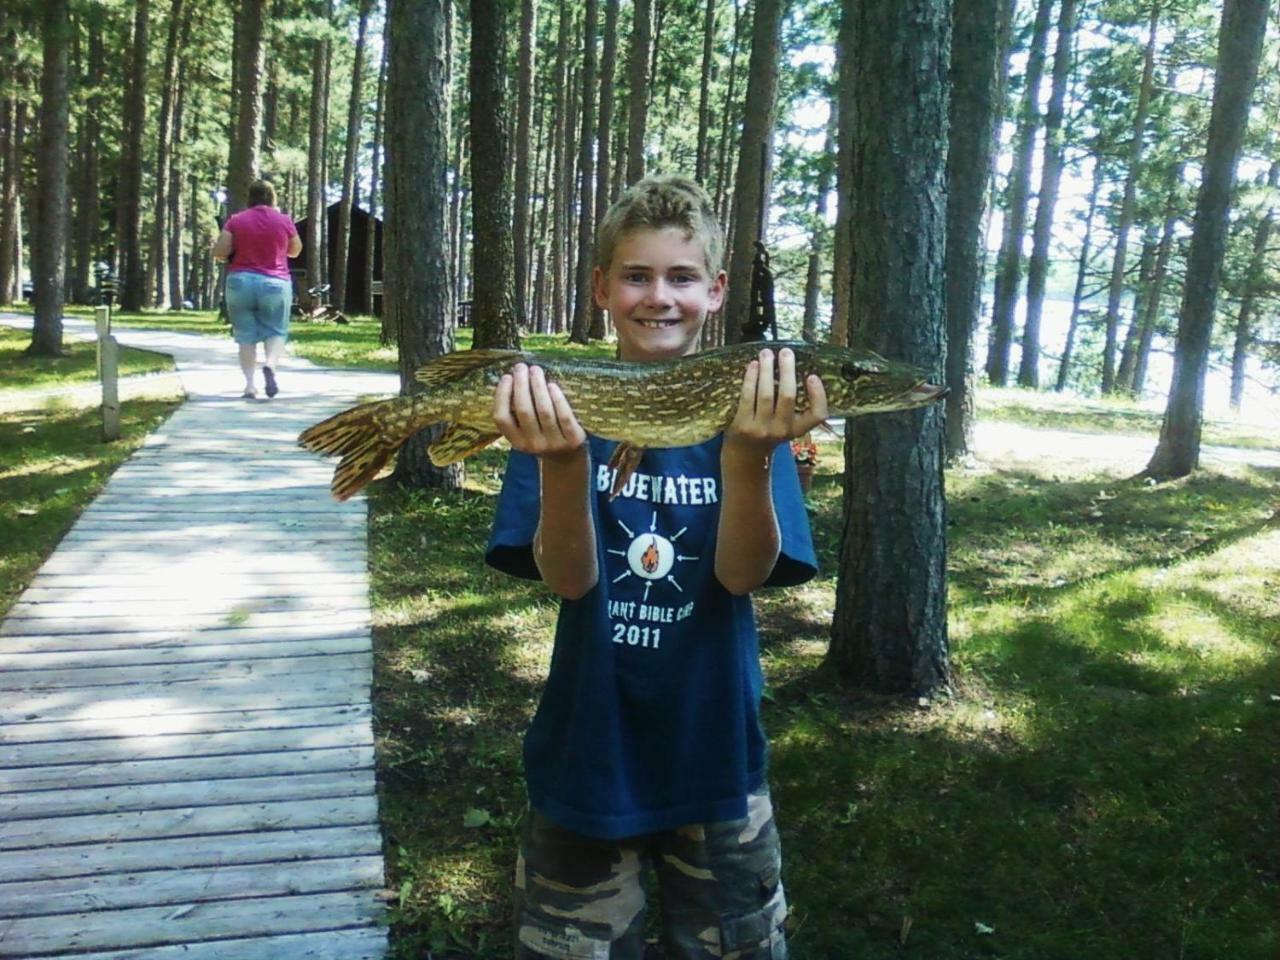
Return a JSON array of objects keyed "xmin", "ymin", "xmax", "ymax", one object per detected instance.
[{"xmin": 640, "ymin": 538, "xmax": 661, "ymax": 574}]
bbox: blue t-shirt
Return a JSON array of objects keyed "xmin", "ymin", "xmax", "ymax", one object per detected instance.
[{"xmin": 485, "ymin": 434, "xmax": 817, "ymax": 839}]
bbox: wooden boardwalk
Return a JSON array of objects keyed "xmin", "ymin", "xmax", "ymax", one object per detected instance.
[{"xmin": 1, "ymin": 317, "xmax": 396, "ymax": 959}]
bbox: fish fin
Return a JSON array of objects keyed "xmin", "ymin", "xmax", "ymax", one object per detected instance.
[
  {"xmin": 428, "ymin": 423, "xmax": 502, "ymax": 466},
  {"xmin": 415, "ymin": 349, "xmax": 523, "ymax": 386},
  {"xmin": 299, "ymin": 397, "xmax": 422, "ymax": 501},
  {"xmin": 606, "ymin": 443, "xmax": 646, "ymax": 500}
]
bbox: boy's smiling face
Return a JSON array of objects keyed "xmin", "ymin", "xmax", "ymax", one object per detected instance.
[{"xmin": 594, "ymin": 226, "xmax": 727, "ymax": 362}]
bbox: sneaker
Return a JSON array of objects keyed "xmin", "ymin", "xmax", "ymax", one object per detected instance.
[
  {"xmin": 242, "ymin": 387, "xmax": 257, "ymax": 399},
  {"xmin": 263, "ymin": 366, "xmax": 279, "ymax": 398}
]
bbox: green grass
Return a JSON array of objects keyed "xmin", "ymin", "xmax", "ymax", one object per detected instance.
[
  {"xmin": 0, "ymin": 324, "xmax": 175, "ymax": 391},
  {"xmin": 368, "ymin": 446, "xmax": 1279, "ymax": 959},
  {"xmin": 7, "ymin": 303, "xmax": 616, "ymax": 371},
  {"xmin": 980, "ymin": 386, "xmax": 1279, "ymax": 452},
  {"xmin": 0, "ymin": 398, "xmax": 183, "ymax": 617}
]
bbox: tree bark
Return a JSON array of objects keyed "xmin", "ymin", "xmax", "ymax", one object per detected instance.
[
  {"xmin": 1018, "ymin": 0, "xmax": 1077, "ymax": 388},
  {"xmin": 0, "ymin": 23, "xmax": 18, "ymax": 306},
  {"xmin": 550, "ymin": 3, "xmax": 571, "ymax": 336},
  {"xmin": 695, "ymin": 0, "xmax": 716, "ymax": 183},
  {"xmin": 945, "ymin": 0, "xmax": 1007, "ymax": 460},
  {"xmin": 151, "ymin": 0, "xmax": 189, "ymax": 309},
  {"xmin": 1055, "ymin": 157, "xmax": 1101, "ymax": 391},
  {"xmin": 29, "ymin": 0, "xmax": 70, "ymax": 356},
  {"xmin": 714, "ymin": 0, "xmax": 745, "ymax": 228},
  {"xmin": 227, "ymin": 0, "xmax": 268, "ymax": 215},
  {"xmin": 569, "ymin": 0, "xmax": 599, "ymax": 344},
  {"xmin": 801, "ymin": 105, "xmax": 836, "ymax": 344},
  {"xmin": 625, "ymin": 0, "xmax": 652, "ymax": 185},
  {"xmin": 168, "ymin": 64, "xmax": 186, "ymax": 310},
  {"xmin": 827, "ymin": 0, "xmax": 950, "ymax": 695},
  {"xmin": 1229, "ymin": 160, "xmax": 1278, "ymax": 412},
  {"xmin": 1101, "ymin": 3, "xmax": 1159, "ymax": 394},
  {"xmin": 514, "ymin": 0, "xmax": 537, "ymax": 326},
  {"xmin": 829, "ymin": 1, "xmax": 854, "ymax": 347},
  {"xmin": 364, "ymin": 32, "xmax": 387, "ymax": 317},
  {"xmin": 1115, "ymin": 222, "xmax": 1159, "ymax": 392},
  {"xmin": 117, "ymin": 0, "xmax": 150, "ymax": 311},
  {"xmin": 305, "ymin": 0, "xmax": 331, "ymax": 300},
  {"xmin": 387, "ymin": 0, "xmax": 459, "ymax": 491},
  {"xmin": 723, "ymin": 0, "xmax": 785, "ymax": 344},
  {"xmin": 1146, "ymin": 0, "xmax": 1267, "ymax": 479},
  {"xmin": 985, "ymin": 0, "xmax": 1053, "ymax": 386},
  {"xmin": 470, "ymin": 0, "xmax": 521, "ymax": 349},
  {"xmin": 334, "ymin": 0, "xmax": 373, "ymax": 314},
  {"xmin": 591, "ymin": 0, "xmax": 619, "ymax": 340}
]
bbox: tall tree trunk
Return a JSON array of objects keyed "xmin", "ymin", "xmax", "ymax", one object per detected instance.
[
  {"xmin": 1055, "ymin": 157, "xmax": 1101, "ymax": 391},
  {"xmin": 945, "ymin": 0, "xmax": 1008, "ymax": 460},
  {"xmin": 29, "ymin": 0, "xmax": 70, "ymax": 356},
  {"xmin": 829, "ymin": 1, "xmax": 854, "ymax": 347},
  {"xmin": 549, "ymin": 3, "xmax": 571, "ymax": 336},
  {"xmin": 151, "ymin": 0, "xmax": 188, "ymax": 309},
  {"xmin": 714, "ymin": 0, "xmax": 745, "ymax": 227},
  {"xmin": 387, "ymin": 0, "xmax": 456, "ymax": 489},
  {"xmin": 305, "ymin": 1, "xmax": 331, "ymax": 299},
  {"xmin": 1115, "ymin": 222, "xmax": 1159, "ymax": 392},
  {"xmin": 0, "ymin": 25, "xmax": 19, "ymax": 305},
  {"xmin": 470, "ymin": 0, "xmax": 520, "ymax": 349},
  {"xmin": 1017, "ymin": 0, "xmax": 1077, "ymax": 388},
  {"xmin": 723, "ymin": 0, "xmax": 785, "ymax": 344},
  {"xmin": 363, "ymin": 33, "xmax": 387, "ymax": 318},
  {"xmin": 828, "ymin": 0, "xmax": 950, "ymax": 695},
  {"xmin": 591, "ymin": 0, "xmax": 619, "ymax": 340},
  {"xmin": 625, "ymin": 0, "xmax": 652, "ymax": 185},
  {"xmin": 569, "ymin": 0, "xmax": 599, "ymax": 344},
  {"xmin": 70, "ymin": 8, "xmax": 103, "ymax": 303},
  {"xmin": 1146, "ymin": 0, "xmax": 1267, "ymax": 479},
  {"xmin": 984, "ymin": 0, "xmax": 1053, "ymax": 386},
  {"xmin": 801, "ymin": 105, "xmax": 836, "ymax": 343},
  {"xmin": 694, "ymin": 0, "xmax": 716, "ymax": 183},
  {"xmin": 228, "ymin": 0, "xmax": 268, "ymax": 214},
  {"xmin": 117, "ymin": 0, "xmax": 150, "ymax": 311},
  {"xmin": 1101, "ymin": 3, "xmax": 1159, "ymax": 393},
  {"xmin": 334, "ymin": 0, "xmax": 373, "ymax": 314},
  {"xmin": 168, "ymin": 65, "xmax": 186, "ymax": 310},
  {"xmin": 1229, "ymin": 160, "xmax": 1277, "ymax": 412},
  {"xmin": 513, "ymin": 0, "xmax": 537, "ymax": 326},
  {"xmin": 1130, "ymin": 209, "xmax": 1176, "ymax": 397}
]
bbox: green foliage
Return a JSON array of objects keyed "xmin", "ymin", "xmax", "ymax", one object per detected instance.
[{"xmin": 369, "ymin": 394, "xmax": 1279, "ymax": 958}]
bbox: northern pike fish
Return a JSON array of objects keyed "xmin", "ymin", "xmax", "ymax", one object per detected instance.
[{"xmin": 298, "ymin": 340, "xmax": 946, "ymax": 501}]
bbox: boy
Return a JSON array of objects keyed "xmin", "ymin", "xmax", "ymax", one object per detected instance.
[{"xmin": 485, "ymin": 176, "xmax": 829, "ymax": 959}]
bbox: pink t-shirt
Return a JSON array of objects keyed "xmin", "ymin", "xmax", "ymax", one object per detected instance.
[{"xmin": 225, "ymin": 206, "xmax": 297, "ymax": 281}]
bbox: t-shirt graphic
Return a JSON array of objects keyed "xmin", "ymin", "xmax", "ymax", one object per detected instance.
[{"xmin": 486, "ymin": 434, "xmax": 816, "ymax": 838}]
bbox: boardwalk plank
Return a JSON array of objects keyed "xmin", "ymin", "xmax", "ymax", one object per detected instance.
[
  {"xmin": 0, "ymin": 621, "xmax": 370, "ymax": 654},
  {"xmin": 0, "ymin": 823, "xmax": 383, "ymax": 883},
  {"xmin": 0, "ymin": 746, "xmax": 374, "ymax": 793},
  {"xmin": 0, "ymin": 636, "xmax": 371, "ymax": 673},
  {"xmin": 0, "ymin": 889, "xmax": 384, "ymax": 956},
  {"xmin": 2, "ymin": 675, "xmax": 370, "ymax": 725},
  {"xmin": 0, "ymin": 856, "xmax": 384, "ymax": 920},
  {"xmin": 60, "ymin": 927, "xmax": 387, "ymax": 960},
  {"xmin": 1, "ymin": 794, "xmax": 380, "ymax": 851},
  {"xmin": 1, "ymin": 770, "xmax": 373, "ymax": 821},
  {"xmin": 2, "ymin": 719, "xmax": 372, "ymax": 767},
  {"xmin": 0, "ymin": 703, "xmax": 369, "ymax": 745},
  {"xmin": 1, "ymin": 608, "xmax": 370, "ymax": 637}
]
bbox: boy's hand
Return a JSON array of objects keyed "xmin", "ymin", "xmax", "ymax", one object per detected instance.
[
  {"xmin": 723, "ymin": 347, "xmax": 829, "ymax": 459},
  {"xmin": 493, "ymin": 363, "xmax": 587, "ymax": 461}
]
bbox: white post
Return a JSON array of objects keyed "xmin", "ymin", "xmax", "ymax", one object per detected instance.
[{"xmin": 96, "ymin": 306, "xmax": 120, "ymax": 441}]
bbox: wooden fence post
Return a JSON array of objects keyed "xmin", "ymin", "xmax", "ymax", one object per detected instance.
[{"xmin": 96, "ymin": 306, "xmax": 120, "ymax": 441}]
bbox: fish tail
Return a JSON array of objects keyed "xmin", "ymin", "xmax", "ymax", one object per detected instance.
[{"xmin": 298, "ymin": 397, "xmax": 427, "ymax": 501}]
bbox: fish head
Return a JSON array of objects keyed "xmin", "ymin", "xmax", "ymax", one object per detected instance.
[{"xmin": 799, "ymin": 344, "xmax": 947, "ymax": 416}]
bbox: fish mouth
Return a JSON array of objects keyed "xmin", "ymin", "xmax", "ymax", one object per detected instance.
[{"xmin": 901, "ymin": 381, "xmax": 948, "ymax": 405}]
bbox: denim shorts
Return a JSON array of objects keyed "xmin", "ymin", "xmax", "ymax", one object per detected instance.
[{"xmin": 225, "ymin": 272, "xmax": 292, "ymax": 345}]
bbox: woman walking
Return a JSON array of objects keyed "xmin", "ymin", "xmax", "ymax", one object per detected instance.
[{"xmin": 212, "ymin": 180, "xmax": 303, "ymax": 398}]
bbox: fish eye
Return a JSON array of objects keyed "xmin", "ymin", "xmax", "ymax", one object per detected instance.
[{"xmin": 841, "ymin": 361, "xmax": 868, "ymax": 380}]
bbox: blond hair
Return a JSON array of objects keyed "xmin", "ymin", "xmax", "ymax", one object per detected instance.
[{"xmin": 595, "ymin": 175, "xmax": 724, "ymax": 275}]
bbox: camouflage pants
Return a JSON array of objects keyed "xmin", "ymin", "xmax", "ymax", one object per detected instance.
[{"xmin": 513, "ymin": 787, "xmax": 787, "ymax": 960}]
